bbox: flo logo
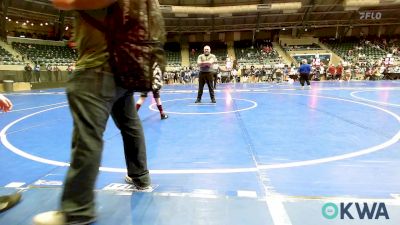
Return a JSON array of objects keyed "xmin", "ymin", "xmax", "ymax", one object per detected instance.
[{"xmin": 322, "ymin": 202, "xmax": 389, "ymax": 220}]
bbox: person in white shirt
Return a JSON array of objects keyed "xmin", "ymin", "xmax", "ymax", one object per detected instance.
[{"xmin": 231, "ymin": 68, "xmax": 238, "ymax": 83}]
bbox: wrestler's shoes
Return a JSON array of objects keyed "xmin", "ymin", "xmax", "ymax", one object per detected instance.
[{"xmin": 161, "ymin": 113, "xmax": 168, "ymax": 120}]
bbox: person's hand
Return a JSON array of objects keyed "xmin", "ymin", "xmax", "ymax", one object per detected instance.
[
  {"xmin": 200, "ymin": 62, "xmax": 211, "ymax": 69},
  {"xmin": 201, "ymin": 62, "xmax": 212, "ymax": 66},
  {"xmin": 0, "ymin": 94, "xmax": 13, "ymax": 112}
]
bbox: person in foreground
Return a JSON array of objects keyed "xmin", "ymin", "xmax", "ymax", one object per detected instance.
[
  {"xmin": 33, "ymin": 0, "xmax": 152, "ymax": 224},
  {"xmin": 0, "ymin": 94, "xmax": 22, "ymax": 214}
]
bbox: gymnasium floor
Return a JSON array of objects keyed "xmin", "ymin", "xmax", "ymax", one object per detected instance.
[{"xmin": 1, "ymin": 80, "xmax": 400, "ymax": 225}]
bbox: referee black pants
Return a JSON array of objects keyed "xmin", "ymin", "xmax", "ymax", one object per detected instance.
[{"xmin": 197, "ymin": 72, "xmax": 215, "ymax": 101}]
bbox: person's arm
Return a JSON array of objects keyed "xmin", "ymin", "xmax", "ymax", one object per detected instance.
[
  {"xmin": 210, "ymin": 54, "xmax": 217, "ymax": 65},
  {"xmin": 0, "ymin": 94, "xmax": 13, "ymax": 112},
  {"xmin": 197, "ymin": 55, "xmax": 202, "ymax": 67},
  {"xmin": 51, "ymin": 0, "xmax": 116, "ymax": 10},
  {"xmin": 197, "ymin": 55, "xmax": 211, "ymax": 67}
]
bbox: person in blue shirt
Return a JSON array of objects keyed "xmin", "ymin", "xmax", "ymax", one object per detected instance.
[{"xmin": 298, "ymin": 59, "xmax": 312, "ymax": 89}]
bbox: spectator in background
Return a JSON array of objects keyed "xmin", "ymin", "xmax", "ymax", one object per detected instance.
[
  {"xmin": 343, "ymin": 61, "xmax": 352, "ymax": 81},
  {"xmin": 336, "ymin": 63, "xmax": 343, "ymax": 80},
  {"xmin": 275, "ymin": 67, "xmax": 283, "ymax": 83},
  {"xmin": 283, "ymin": 65, "xmax": 289, "ymax": 81},
  {"xmin": 23, "ymin": 63, "xmax": 32, "ymax": 82},
  {"xmin": 190, "ymin": 68, "xmax": 198, "ymax": 84},
  {"xmin": 250, "ymin": 65, "xmax": 256, "ymax": 83},
  {"xmin": 54, "ymin": 66, "xmax": 60, "ymax": 82},
  {"xmin": 231, "ymin": 68, "xmax": 238, "ymax": 84},
  {"xmin": 46, "ymin": 64, "xmax": 53, "ymax": 82},
  {"xmin": 66, "ymin": 64, "xmax": 74, "ymax": 77},
  {"xmin": 212, "ymin": 62, "xmax": 220, "ymax": 89},
  {"xmin": 327, "ymin": 64, "xmax": 336, "ymax": 80},
  {"xmin": 34, "ymin": 64, "xmax": 41, "ymax": 82}
]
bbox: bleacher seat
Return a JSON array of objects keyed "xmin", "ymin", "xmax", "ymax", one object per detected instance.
[
  {"xmin": 11, "ymin": 42, "xmax": 77, "ymax": 66},
  {"xmin": 0, "ymin": 46, "xmax": 23, "ymax": 65}
]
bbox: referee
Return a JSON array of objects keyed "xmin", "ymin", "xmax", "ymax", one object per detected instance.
[{"xmin": 195, "ymin": 45, "xmax": 217, "ymax": 103}]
